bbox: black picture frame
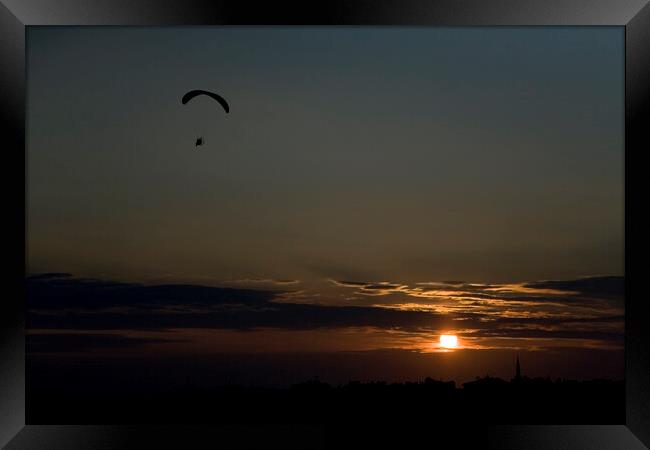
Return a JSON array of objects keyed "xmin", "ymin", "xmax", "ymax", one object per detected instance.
[{"xmin": 1, "ymin": 1, "xmax": 649, "ymax": 448}]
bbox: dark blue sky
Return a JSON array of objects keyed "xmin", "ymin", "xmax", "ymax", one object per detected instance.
[{"xmin": 27, "ymin": 27, "xmax": 623, "ymax": 286}]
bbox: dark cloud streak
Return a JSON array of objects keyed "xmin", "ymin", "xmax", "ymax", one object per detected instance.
[
  {"xmin": 26, "ymin": 333, "xmax": 183, "ymax": 353},
  {"xmin": 26, "ymin": 275, "xmax": 624, "ymax": 349}
]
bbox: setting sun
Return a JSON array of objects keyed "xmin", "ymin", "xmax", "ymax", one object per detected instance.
[{"xmin": 440, "ymin": 334, "xmax": 458, "ymax": 349}]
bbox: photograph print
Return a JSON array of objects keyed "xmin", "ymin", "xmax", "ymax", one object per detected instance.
[{"xmin": 26, "ymin": 26, "xmax": 624, "ymax": 424}]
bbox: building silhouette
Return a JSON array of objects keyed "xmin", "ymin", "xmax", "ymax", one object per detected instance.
[{"xmin": 514, "ymin": 355, "xmax": 522, "ymax": 382}]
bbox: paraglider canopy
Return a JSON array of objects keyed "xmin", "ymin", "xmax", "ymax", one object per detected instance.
[{"xmin": 181, "ymin": 90, "xmax": 230, "ymax": 113}]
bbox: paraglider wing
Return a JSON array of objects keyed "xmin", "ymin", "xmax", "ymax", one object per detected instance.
[{"xmin": 181, "ymin": 90, "xmax": 230, "ymax": 113}]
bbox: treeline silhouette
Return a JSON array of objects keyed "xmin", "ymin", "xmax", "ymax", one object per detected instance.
[{"xmin": 28, "ymin": 376, "xmax": 624, "ymax": 424}]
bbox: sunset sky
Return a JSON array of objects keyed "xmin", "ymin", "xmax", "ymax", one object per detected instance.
[{"xmin": 27, "ymin": 27, "xmax": 624, "ymax": 386}]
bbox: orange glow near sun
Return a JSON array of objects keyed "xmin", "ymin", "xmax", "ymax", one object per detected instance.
[{"xmin": 439, "ymin": 334, "xmax": 458, "ymax": 349}]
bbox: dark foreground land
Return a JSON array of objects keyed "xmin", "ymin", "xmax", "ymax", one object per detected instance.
[{"xmin": 28, "ymin": 376, "xmax": 624, "ymax": 424}]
